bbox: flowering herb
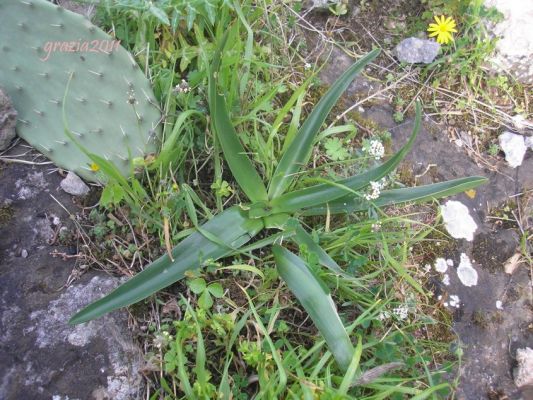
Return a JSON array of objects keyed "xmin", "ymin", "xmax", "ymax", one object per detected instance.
[{"xmin": 427, "ymin": 15, "xmax": 458, "ymax": 44}]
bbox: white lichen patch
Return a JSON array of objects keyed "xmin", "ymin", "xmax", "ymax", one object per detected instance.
[
  {"xmin": 28, "ymin": 276, "xmax": 141, "ymax": 400},
  {"xmin": 499, "ymin": 131, "xmax": 526, "ymax": 168},
  {"xmin": 440, "ymin": 200, "xmax": 478, "ymax": 241},
  {"xmin": 514, "ymin": 347, "xmax": 533, "ymax": 388},
  {"xmin": 457, "ymin": 253, "xmax": 479, "ymax": 287},
  {"xmin": 434, "ymin": 258, "xmax": 448, "ymax": 273},
  {"xmin": 449, "ymin": 295, "xmax": 460, "ymax": 308},
  {"xmin": 15, "ymin": 172, "xmax": 49, "ymax": 200}
]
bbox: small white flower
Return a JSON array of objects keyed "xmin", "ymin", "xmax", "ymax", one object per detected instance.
[
  {"xmin": 496, "ymin": 300, "xmax": 503, "ymax": 310},
  {"xmin": 364, "ymin": 178, "xmax": 386, "ymax": 201},
  {"xmin": 378, "ymin": 311, "xmax": 391, "ymax": 321},
  {"xmin": 304, "ymin": 62, "xmax": 312, "ymax": 70},
  {"xmin": 424, "ymin": 264, "xmax": 432, "ymax": 273},
  {"xmin": 393, "ymin": 305, "xmax": 409, "ymax": 320},
  {"xmin": 174, "ymin": 79, "xmax": 191, "ymax": 94},
  {"xmin": 365, "ymin": 139, "xmax": 385, "ymax": 160},
  {"xmin": 442, "ymin": 274, "xmax": 450, "ymax": 286},
  {"xmin": 446, "ymin": 259, "xmax": 454, "ymax": 266}
]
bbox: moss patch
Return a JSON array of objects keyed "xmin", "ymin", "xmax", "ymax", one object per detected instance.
[{"xmin": 0, "ymin": 205, "xmax": 14, "ymax": 227}]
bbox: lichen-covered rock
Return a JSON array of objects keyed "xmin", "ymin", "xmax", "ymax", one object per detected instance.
[
  {"xmin": 499, "ymin": 131, "xmax": 527, "ymax": 168},
  {"xmin": 0, "ymin": 146, "xmax": 143, "ymax": 400},
  {"xmin": 0, "ymin": 88, "xmax": 17, "ymax": 151},
  {"xmin": 393, "ymin": 37, "xmax": 440, "ymax": 64},
  {"xmin": 484, "ymin": 0, "xmax": 533, "ymax": 84}
]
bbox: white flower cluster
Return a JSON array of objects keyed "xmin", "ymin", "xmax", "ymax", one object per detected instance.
[
  {"xmin": 365, "ymin": 139, "xmax": 385, "ymax": 160},
  {"xmin": 174, "ymin": 79, "xmax": 191, "ymax": 94},
  {"xmin": 378, "ymin": 304, "xmax": 409, "ymax": 321},
  {"xmin": 364, "ymin": 178, "xmax": 386, "ymax": 201},
  {"xmin": 393, "ymin": 305, "xmax": 409, "ymax": 320},
  {"xmin": 153, "ymin": 330, "xmax": 172, "ymax": 349}
]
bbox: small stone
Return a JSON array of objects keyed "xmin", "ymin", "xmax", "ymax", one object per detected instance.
[
  {"xmin": 60, "ymin": 172, "xmax": 89, "ymax": 196},
  {"xmin": 0, "ymin": 88, "xmax": 18, "ymax": 151},
  {"xmin": 499, "ymin": 131, "xmax": 526, "ymax": 168},
  {"xmin": 496, "ymin": 300, "xmax": 503, "ymax": 310},
  {"xmin": 440, "ymin": 200, "xmax": 478, "ymax": 241},
  {"xmin": 302, "ymin": 0, "xmax": 341, "ymax": 9},
  {"xmin": 393, "ymin": 37, "xmax": 440, "ymax": 64},
  {"xmin": 457, "ymin": 253, "xmax": 478, "ymax": 287},
  {"xmin": 514, "ymin": 347, "xmax": 533, "ymax": 388},
  {"xmin": 21, "ymin": 249, "xmax": 28, "ymax": 258}
]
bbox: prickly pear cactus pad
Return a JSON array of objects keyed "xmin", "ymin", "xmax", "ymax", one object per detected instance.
[{"xmin": 0, "ymin": 0, "xmax": 161, "ymax": 181}]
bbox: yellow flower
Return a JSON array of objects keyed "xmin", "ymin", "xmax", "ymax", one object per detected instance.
[
  {"xmin": 89, "ymin": 162, "xmax": 100, "ymax": 172},
  {"xmin": 427, "ymin": 15, "xmax": 457, "ymax": 44}
]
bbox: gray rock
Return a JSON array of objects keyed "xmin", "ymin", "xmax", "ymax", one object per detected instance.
[
  {"xmin": 499, "ymin": 131, "xmax": 527, "ymax": 168},
  {"xmin": 0, "ymin": 143, "xmax": 143, "ymax": 400},
  {"xmin": 20, "ymin": 249, "xmax": 28, "ymax": 258},
  {"xmin": 393, "ymin": 37, "xmax": 440, "ymax": 64},
  {"xmin": 0, "ymin": 88, "xmax": 17, "ymax": 151},
  {"xmin": 60, "ymin": 172, "xmax": 90, "ymax": 196},
  {"xmin": 363, "ymin": 104, "xmax": 533, "ymax": 399},
  {"xmin": 485, "ymin": 0, "xmax": 533, "ymax": 84},
  {"xmin": 319, "ymin": 46, "xmax": 383, "ymax": 98}
]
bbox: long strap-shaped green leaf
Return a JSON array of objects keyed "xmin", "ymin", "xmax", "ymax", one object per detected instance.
[
  {"xmin": 70, "ymin": 207, "xmax": 263, "ymax": 324},
  {"xmin": 267, "ymin": 49, "xmax": 380, "ymax": 199},
  {"xmin": 270, "ymin": 101, "xmax": 422, "ymax": 213},
  {"xmin": 285, "ymin": 219, "xmax": 346, "ymax": 276},
  {"xmin": 301, "ymin": 176, "xmax": 488, "ymax": 216},
  {"xmin": 273, "ymin": 245, "xmax": 354, "ymax": 371},
  {"xmin": 208, "ymin": 31, "xmax": 268, "ymax": 202}
]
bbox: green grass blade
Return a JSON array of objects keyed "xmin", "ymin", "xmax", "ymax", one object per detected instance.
[
  {"xmin": 69, "ymin": 207, "xmax": 263, "ymax": 324},
  {"xmin": 287, "ymin": 220, "xmax": 345, "ymax": 275},
  {"xmin": 302, "ymin": 176, "xmax": 488, "ymax": 215},
  {"xmin": 268, "ymin": 49, "xmax": 380, "ymax": 199},
  {"xmin": 270, "ymin": 101, "xmax": 422, "ymax": 213},
  {"xmin": 208, "ymin": 31, "xmax": 268, "ymax": 202},
  {"xmin": 273, "ymin": 245, "xmax": 354, "ymax": 371},
  {"xmin": 339, "ymin": 335, "xmax": 363, "ymax": 394}
]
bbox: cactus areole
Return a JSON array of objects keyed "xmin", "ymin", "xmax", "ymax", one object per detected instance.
[{"xmin": 0, "ymin": 0, "xmax": 161, "ymax": 181}]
